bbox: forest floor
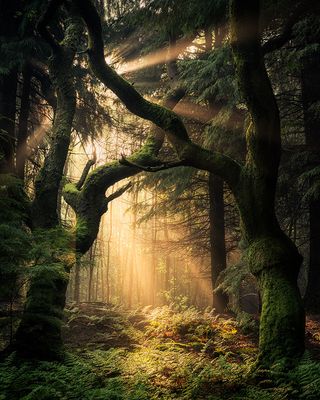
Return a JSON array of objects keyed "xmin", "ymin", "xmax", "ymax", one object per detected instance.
[{"xmin": 1, "ymin": 303, "xmax": 320, "ymax": 399}]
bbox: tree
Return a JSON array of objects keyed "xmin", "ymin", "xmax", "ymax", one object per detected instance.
[
  {"xmin": 67, "ymin": 0, "xmax": 304, "ymax": 368},
  {"xmin": 7, "ymin": 0, "xmax": 315, "ymax": 370},
  {"xmin": 13, "ymin": 0, "xmax": 187, "ymax": 359}
]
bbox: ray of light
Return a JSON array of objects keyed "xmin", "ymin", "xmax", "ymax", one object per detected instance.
[
  {"xmin": 26, "ymin": 116, "xmax": 52, "ymax": 156},
  {"xmin": 116, "ymin": 35, "xmax": 196, "ymax": 75}
]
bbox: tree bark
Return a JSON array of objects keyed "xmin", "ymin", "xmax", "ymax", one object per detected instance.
[
  {"xmin": 14, "ymin": 11, "xmax": 82, "ymax": 360},
  {"xmin": 15, "ymin": 261, "xmax": 70, "ymax": 360},
  {"xmin": 74, "ymin": 258, "xmax": 81, "ymax": 303},
  {"xmin": 230, "ymin": 0, "xmax": 305, "ymax": 368},
  {"xmin": 209, "ymin": 174, "xmax": 228, "ymax": 312},
  {"xmin": 301, "ymin": 49, "xmax": 320, "ymax": 313}
]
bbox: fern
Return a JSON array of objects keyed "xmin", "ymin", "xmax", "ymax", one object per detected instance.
[{"xmin": 288, "ymin": 354, "xmax": 320, "ymax": 400}]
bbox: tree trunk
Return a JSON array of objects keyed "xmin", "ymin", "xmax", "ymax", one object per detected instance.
[
  {"xmin": 229, "ymin": 0, "xmax": 306, "ymax": 368},
  {"xmin": 208, "ymin": 173, "xmax": 228, "ymax": 312},
  {"xmin": 74, "ymin": 258, "xmax": 81, "ymax": 303},
  {"xmin": 0, "ymin": 68, "xmax": 17, "ymax": 173},
  {"xmin": 14, "ymin": 13, "xmax": 82, "ymax": 360},
  {"xmin": 0, "ymin": 0, "xmax": 20, "ymax": 173},
  {"xmin": 301, "ymin": 50, "xmax": 320, "ymax": 313},
  {"xmin": 88, "ymin": 260, "xmax": 94, "ymax": 302},
  {"xmin": 246, "ymin": 233, "xmax": 305, "ymax": 367},
  {"xmin": 15, "ymin": 263, "xmax": 70, "ymax": 360},
  {"xmin": 16, "ymin": 65, "xmax": 31, "ymax": 180}
]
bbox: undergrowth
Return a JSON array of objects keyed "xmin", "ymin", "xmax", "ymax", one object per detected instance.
[{"xmin": 1, "ymin": 305, "xmax": 320, "ymax": 399}]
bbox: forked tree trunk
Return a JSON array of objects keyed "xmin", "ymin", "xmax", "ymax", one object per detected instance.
[{"xmin": 14, "ymin": 13, "xmax": 81, "ymax": 360}]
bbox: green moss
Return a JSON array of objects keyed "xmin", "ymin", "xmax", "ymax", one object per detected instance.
[
  {"xmin": 63, "ymin": 182, "xmax": 79, "ymax": 195},
  {"xmin": 15, "ymin": 260, "xmax": 70, "ymax": 360},
  {"xmin": 247, "ymin": 236, "xmax": 298, "ymax": 275},
  {"xmin": 256, "ymin": 266, "xmax": 305, "ymax": 370}
]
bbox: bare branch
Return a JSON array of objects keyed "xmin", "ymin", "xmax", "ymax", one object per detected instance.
[
  {"xmin": 106, "ymin": 182, "xmax": 132, "ymax": 203},
  {"xmin": 76, "ymin": 149, "xmax": 97, "ymax": 190}
]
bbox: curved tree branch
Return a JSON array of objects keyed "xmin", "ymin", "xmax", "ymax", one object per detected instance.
[
  {"xmin": 119, "ymin": 155, "xmax": 186, "ymax": 172},
  {"xmin": 63, "ymin": 41, "xmax": 188, "ymax": 255},
  {"xmin": 71, "ymin": 0, "xmax": 241, "ymax": 190}
]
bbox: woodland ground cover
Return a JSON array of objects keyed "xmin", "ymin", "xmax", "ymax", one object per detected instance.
[{"xmin": 1, "ymin": 304, "xmax": 320, "ymax": 400}]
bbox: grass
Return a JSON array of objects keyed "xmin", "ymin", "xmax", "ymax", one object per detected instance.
[{"xmin": 0, "ymin": 305, "xmax": 320, "ymax": 399}]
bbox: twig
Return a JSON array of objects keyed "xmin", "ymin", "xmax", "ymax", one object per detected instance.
[
  {"xmin": 76, "ymin": 149, "xmax": 97, "ymax": 190},
  {"xmin": 106, "ymin": 182, "xmax": 132, "ymax": 203}
]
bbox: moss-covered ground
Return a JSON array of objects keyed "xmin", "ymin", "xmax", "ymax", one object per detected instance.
[{"xmin": 1, "ymin": 304, "xmax": 320, "ymax": 399}]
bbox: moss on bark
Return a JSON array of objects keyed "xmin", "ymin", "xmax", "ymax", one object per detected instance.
[
  {"xmin": 14, "ymin": 13, "xmax": 82, "ymax": 360},
  {"xmin": 257, "ymin": 264, "xmax": 305, "ymax": 369},
  {"xmin": 15, "ymin": 263, "xmax": 70, "ymax": 360}
]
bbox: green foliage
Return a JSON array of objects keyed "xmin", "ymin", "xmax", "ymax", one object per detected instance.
[
  {"xmin": 203, "ymin": 108, "xmax": 245, "ymax": 161},
  {"xmin": 0, "ymin": 353, "xmax": 102, "ymax": 400},
  {"xmin": 0, "ymin": 0, "xmax": 44, "ymax": 76},
  {"xmin": 2, "ymin": 305, "xmax": 320, "ymax": 399},
  {"xmin": 299, "ymin": 166, "xmax": 320, "ymax": 203},
  {"xmin": 216, "ymin": 259, "xmax": 251, "ymax": 310},
  {"xmin": 180, "ymin": 45, "xmax": 238, "ymax": 106},
  {"xmin": 0, "ymin": 175, "xmax": 30, "ymax": 301},
  {"xmin": 141, "ymin": 0, "xmax": 227, "ymax": 38},
  {"xmin": 287, "ymin": 354, "xmax": 320, "ymax": 400},
  {"xmin": 29, "ymin": 228, "xmax": 72, "ymax": 267}
]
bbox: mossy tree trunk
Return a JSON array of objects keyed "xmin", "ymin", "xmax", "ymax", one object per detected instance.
[
  {"xmin": 229, "ymin": 0, "xmax": 305, "ymax": 367},
  {"xmin": 236, "ymin": 171, "xmax": 305, "ymax": 367},
  {"xmin": 15, "ymin": 262, "xmax": 70, "ymax": 360},
  {"xmin": 15, "ymin": 10, "xmax": 82, "ymax": 360}
]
